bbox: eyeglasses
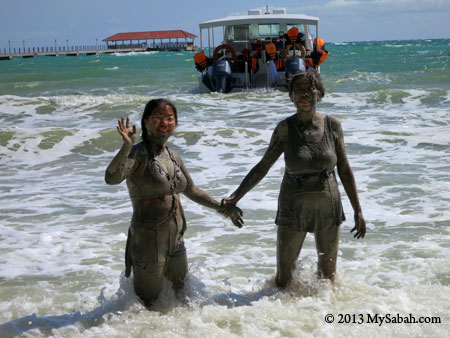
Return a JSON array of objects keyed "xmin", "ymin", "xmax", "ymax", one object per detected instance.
[
  {"xmin": 292, "ymin": 88, "xmax": 318, "ymax": 98},
  {"xmin": 151, "ymin": 114, "xmax": 176, "ymax": 123}
]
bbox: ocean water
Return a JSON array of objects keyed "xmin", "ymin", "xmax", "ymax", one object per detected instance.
[{"xmin": 0, "ymin": 39, "xmax": 449, "ymax": 337}]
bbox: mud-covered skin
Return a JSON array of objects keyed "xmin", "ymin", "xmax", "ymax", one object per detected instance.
[
  {"xmin": 276, "ymin": 224, "xmax": 340, "ymax": 286},
  {"xmin": 224, "ymin": 73, "xmax": 366, "ymax": 286},
  {"xmin": 105, "ymin": 107, "xmax": 243, "ymax": 305},
  {"xmin": 275, "ymin": 114, "xmax": 346, "ymax": 232},
  {"xmin": 106, "ymin": 140, "xmax": 242, "ymax": 304},
  {"xmin": 226, "ymin": 113, "xmax": 340, "ymax": 200}
]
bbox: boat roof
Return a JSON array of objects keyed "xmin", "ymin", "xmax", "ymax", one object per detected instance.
[
  {"xmin": 199, "ymin": 13, "xmax": 319, "ymax": 29},
  {"xmin": 103, "ymin": 30, "xmax": 197, "ymax": 42}
]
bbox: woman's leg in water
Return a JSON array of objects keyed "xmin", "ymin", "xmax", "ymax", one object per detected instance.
[
  {"xmin": 166, "ymin": 242, "xmax": 188, "ymax": 290},
  {"xmin": 133, "ymin": 243, "xmax": 187, "ymax": 305},
  {"xmin": 276, "ymin": 226, "xmax": 307, "ymax": 287},
  {"xmin": 130, "ymin": 226, "xmax": 171, "ymax": 306},
  {"xmin": 132, "ymin": 264, "xmax": 165, "ymax": 306},
  {"xmin": 314, "ymin": 226, "xmax": 340, "ymax": 281}
]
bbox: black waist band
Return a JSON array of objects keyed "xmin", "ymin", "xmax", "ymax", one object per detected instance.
[{"xmin": 284, "ymin": 170, "xmax": 335, "ymax": 187}]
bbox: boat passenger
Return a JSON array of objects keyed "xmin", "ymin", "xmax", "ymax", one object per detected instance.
[
  {"xmin": 274, "ymin": 38, "xmax": 284, "ymax": 51},
  {"xmin": 105, "ymin": 99, "xmax": 243, "ymax": 306},
  {"xmin": 306, "ymin": 38, "xmax": 329, "ymax": 69},
  {"xmin": 283, "ymin": 43, "xmax": 306, "ymax": 59},
  {"xmin": 223, "ymin": 71, "xmax": 366, "ymax": 286}
]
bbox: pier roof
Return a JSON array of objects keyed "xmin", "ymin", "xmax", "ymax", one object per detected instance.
[{"xmin": 104, "ymin": 30, "xmax": 197, "ymax": 41}]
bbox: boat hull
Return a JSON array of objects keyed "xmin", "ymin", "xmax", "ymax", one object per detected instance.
[{"xmin": 198, "ymin": 57, "xmax": 308, "ymax": 93}]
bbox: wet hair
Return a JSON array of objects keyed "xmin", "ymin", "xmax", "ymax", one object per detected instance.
[
  {"xmin": 141, "ymin": 98, "xmax": 178, "ymax": 142},
  {"xmin": 288, "ymin": 70, "xmax": 325, "ymax": 99}
]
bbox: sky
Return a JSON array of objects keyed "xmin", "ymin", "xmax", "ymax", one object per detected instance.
[{"xmin": 1, "ymin": 0, "xmax": 449, "ymax": 51}]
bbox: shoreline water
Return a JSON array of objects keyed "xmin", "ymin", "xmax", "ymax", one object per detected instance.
[{"xmin": 0, "ymin": 38, "xmax": 449, "ymax": 337}]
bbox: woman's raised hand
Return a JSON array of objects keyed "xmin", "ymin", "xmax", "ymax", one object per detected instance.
[{"xmin": 117, "ymin": 117, "xmax": 137, "ymax": 145}]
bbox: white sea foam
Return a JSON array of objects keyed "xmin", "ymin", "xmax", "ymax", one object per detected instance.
[
  {"xmin": 113, "ymin": 51, "xmax": 159, "ymax": 57},
  {"xmin": 1, "ymin": 81, "xmax": 449, "ymax": 336},
  {"xmin": 384, "ymin": 44, "xmax": 413, "ymax": 48},
  {"xmin": 333, "ymin": 71, "xmax": 392, "ymax": 85}
]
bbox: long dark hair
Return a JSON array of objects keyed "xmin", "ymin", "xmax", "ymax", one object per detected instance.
[
  {"xmin": 141, "ymin": 98, "xmax": 178, "ymax": 142},
  {"xmin": 288, "ymin": 70, "xmax": 325, "ymax": 99}
]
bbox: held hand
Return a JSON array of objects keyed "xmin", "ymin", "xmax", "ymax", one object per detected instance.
[
  {"xmin": 219, "ymin": 199, "xmax": 244, "ymax": 228},
  {"xmin": 221, "ymin": 194, "xmax": 239, "ymax": 207},
  {"xmin": 351, "ymin": 212, "xmax": 366, "ymax": 239},
  {"xmin": 117, "ymin": 117, "xmax": 137, "ymax": 145}
]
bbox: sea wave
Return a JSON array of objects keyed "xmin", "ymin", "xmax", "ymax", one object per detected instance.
[
  {"xmin": 113, "ymin": 51, "xmax": 159, "ymax": 56},
  {"xmin": 1, "ymin": 40, "xmax": 450, "ymax": 338}
]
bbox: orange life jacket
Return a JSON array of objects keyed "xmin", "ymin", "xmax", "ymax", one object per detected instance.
[
  {"xmin": 306, "ymin": 49, "xmax": 329, "ymax": 69},
  {"xmin": 314, "ymin": 37, "xmax": 325, "ymax": 50},
  {"xmin": 251, "ymin": 57, "xmax": 259, "ymax": 73},
  {"xmin": 193, "ymin": 51, "xmax": 208, "ymax": 71},
  {"xmin": 318, "ymin": 50, "xmax": 329, "ymax": 65},
  {"xmin": 274, "ymin": 59, "xmax": 285, "ymax": 70},
  {"xmin": 312, "ymin": 49, "xmax": 329, "ymax": 66},
  {"xmin": 305, "ymin": 58, "xmax": 314, "ymax": 68},
  {"xmin": 265, "ymin": 43, "xmax": 277, "ymax": 60},
  {"xmin": 287, "ymin": 27, "xmax": 299, "ymax": 44}
]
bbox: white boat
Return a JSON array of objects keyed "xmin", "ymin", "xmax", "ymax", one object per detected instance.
[{"xmin": 193, "ymin": 7, "xmax": 328, "ymax": 93}]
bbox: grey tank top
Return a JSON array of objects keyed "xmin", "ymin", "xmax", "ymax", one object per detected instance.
[
  {"xmin": 284, "ymin": 114, "xmax": 337, "ymax": 175},
  {"xmin": 275, "ymin": 114, "xmax": 345, "ymax": 232}
]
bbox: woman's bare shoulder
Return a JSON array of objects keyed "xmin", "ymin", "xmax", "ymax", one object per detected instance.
[
  {"xmin": 328, "ymin": 115, "xmax": 343, "ymax": 133},
  {"xmin": 275, "ymin": 115, "xmax": 296, "ymax": 139}
]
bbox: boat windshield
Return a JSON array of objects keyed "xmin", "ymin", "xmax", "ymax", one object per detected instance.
[
  {"xmin": 227, "ymin": 25, "xmax": 251, "ymax": 42},
  {"xmin": 286, "ymin": 24, "xmax": 306, "ymax": 35},
  {"xmin": 258, "ymin": 24, "xmax": 280, "ymax": 37}
]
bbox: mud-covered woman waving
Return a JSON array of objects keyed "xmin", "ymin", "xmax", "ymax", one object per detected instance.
[{"xmin": 105, "ymin": 98, "xmax": 243, "ymax": 305}]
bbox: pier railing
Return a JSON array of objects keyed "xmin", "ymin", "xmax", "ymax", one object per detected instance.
[
  {"xmin": 1, "ymin": 45, "xmax": 109, "ymax": 55},
  {"xmin": 0, "ymin": 42, "xmax": 197, "ymax": 60}
]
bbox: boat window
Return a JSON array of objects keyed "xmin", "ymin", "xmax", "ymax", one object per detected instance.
[
  {"xmin": 227, "ymin": 25, "xmax": 251, "ymax": 41},
  {"xmin": 286, "ymin": 24, "xmax": 306, "ymax": 34},
  {"xmin": 258, "ymin": 24, "xmax": 280, "ymax": 36}
]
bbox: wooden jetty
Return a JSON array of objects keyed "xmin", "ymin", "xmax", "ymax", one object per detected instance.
[
  {"xmin": 0, "ymin": 46, "xmax": 189, "ymax": 61},
  {"xmin": 0, "ymin": 49, "xmax": 106, "ymax": 60},
  {"xmin": 1, "ymin": 30, "xmax": 198, "ymax": 61}
]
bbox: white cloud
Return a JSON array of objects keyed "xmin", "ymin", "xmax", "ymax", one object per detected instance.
[
  {"xmin": 323, "ymin": 0, "xmax": 450, "ymax": 12},
  {"xmin": 325, "ymin": 0, "xmax": 362, "ymax": 8},
  {"xmin": 286, "ymin": 0, "xmax": 450, "ymax": 41}
]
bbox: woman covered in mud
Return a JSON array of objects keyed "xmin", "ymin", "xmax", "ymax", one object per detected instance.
[
  {"xmin": 223, "ymin": 71, "xmax": 366, "ymax": 286},
  {"xmin": 105, "ymin": 98, "xmax": 243, "ymax": 306}
]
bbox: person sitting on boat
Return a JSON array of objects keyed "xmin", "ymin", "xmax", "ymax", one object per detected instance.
[
  {"xmin": 283, "ymin": 43, "xmax": 306, "ymax": 59},
  {"xmin": 305, "ymin": 38, "xmax": 329, "ymax": 70},
  {"xmin": 193, "ymin": 50, "xmax": 212, "ymax": 72},
  {"xmin": 274, "ymin": 38, "xmax": 284, "ymax": 52},
  {"xmin": 251, "ymin": 40, "xmax": 264, "ymax": 52}
]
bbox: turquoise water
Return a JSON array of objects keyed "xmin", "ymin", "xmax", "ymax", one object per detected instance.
[
  {"xmin": 0, "ymin": 51, "xmax": 197, "ymax": 97},
  {"xmin": 0, "ymin": 39, "xmax": 449, "ymax": 337},
  {"xmin": 2, "ymin": 40, "xmax": 448, "ymax": 95}
]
